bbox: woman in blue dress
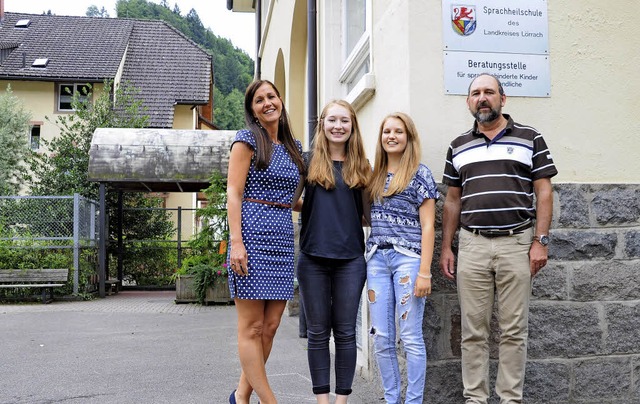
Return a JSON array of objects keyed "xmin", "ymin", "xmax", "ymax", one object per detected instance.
[{"xmin": 227, "ymin": 80, "xmax": 305, "ymax": 404}]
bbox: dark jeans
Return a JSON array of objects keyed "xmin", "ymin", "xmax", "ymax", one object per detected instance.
[
  {"xmin": 297, "ymin": 252, "xmax": 366, "ymax": 395},
  {"xmin": 299, "ymin": 286, "xmax": 308, "ymax": 337}
]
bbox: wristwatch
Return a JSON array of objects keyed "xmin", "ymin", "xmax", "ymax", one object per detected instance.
[{"xmin": 534, "ymin": 235, "xmax": 550, "ymax": 246}]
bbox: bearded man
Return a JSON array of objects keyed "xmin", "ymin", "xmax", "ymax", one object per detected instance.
[{"xmin": 440, "ymin": 73, "xmax": 558, "ymax": 404}]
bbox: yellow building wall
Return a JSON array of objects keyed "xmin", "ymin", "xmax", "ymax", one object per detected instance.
[
  {"xmin": 0, "ymin": 80, "xmax": 104, "ymax": 155},
  {"xmin": 172, "ymin": 104, "xmax": 196, "ymax": 129},
  {"xmin": 357, "ymin": 1, "xmax": 640, "ymax": 184},
  {"xmin": 165, "ymin": 104, "xmax": 200, "ymax": 238},
  {"xmin": 258, "ymin": 0, "xmax": 307, "ymax": 145},
  {"xmin": 164, "ymin": 192, "xmax": 198, "ymax": 241},
  {"xmin": 253, "ymin": 1, "xmax": 640, "ymax": 184}
]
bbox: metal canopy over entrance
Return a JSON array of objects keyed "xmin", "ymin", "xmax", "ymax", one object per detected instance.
[{"xmin": 87, "ymin": 128, "xmax": 235, "ymax": 297}]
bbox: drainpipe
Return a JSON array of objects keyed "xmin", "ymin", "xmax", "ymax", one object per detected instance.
[
  {"xmin": 255, "ymin": 0, "xmax": 262, "ymax": 79},
  {"xmin": 307, "ymin": 0, "xmax": 318, "ymax": 143},
  {"xmin": 98, "ymin": 183, "xmax": 107, "ymax": 298}
]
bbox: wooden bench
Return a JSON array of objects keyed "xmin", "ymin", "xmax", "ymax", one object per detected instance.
[
  {"xmin": 105, "ymin": 279, "xmax": 121, "ymax": 295},
  {"xmin": 0, "ymin": 268, "xmax": 69, "ymax": 304}
]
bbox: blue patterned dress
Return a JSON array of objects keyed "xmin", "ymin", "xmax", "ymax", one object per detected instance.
[{"xmin": 228, "ymin": 129, "xmax": 302, "ymax": 300}]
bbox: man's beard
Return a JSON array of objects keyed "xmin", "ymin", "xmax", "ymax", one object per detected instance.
[{"xmin": 474, "ymin": 104, "xmax": 500, "ymax": 123}]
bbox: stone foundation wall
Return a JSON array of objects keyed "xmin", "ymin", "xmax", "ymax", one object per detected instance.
[{"xmin": 426, "ymin": 183, "xmax": 640, "ymax": 403}]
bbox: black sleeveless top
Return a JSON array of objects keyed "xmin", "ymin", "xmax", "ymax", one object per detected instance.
[{"xmin": 300, "ymin": 160, "xmax": 365, "ymax": 259}]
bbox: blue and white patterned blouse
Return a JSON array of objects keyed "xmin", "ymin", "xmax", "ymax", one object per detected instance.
[{"xmin": 366, "ymin": 163, "xmax": 439, "ymax": 256}]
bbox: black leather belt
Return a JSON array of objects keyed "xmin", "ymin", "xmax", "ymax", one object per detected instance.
[{"xmin": 462, "ymin": 221, "xmax": 533, "ymax": 238}]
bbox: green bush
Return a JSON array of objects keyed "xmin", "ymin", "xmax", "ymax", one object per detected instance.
[
  {"xmin": 0, "ymin": 224, "xmax": 98, "ymax": 299},
  {"xmin": 173, "ymin": 171, "xmax": 228, "ymax": 303},
  {"xmin": 118, "ymin": 241, "xmax": 177, "ymax": 287},
  {"xmin": 0, "ymin": 246, "xmax": 70, "ymax": 270}
]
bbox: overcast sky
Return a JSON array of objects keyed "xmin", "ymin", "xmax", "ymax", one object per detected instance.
[{"xmin": 4, "ymin": 0, "xmax": 256, "ymax": 56}]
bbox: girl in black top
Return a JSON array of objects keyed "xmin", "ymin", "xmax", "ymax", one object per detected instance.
[{"xmin": 296, "ymin": 100, "xmax": 370, "ymax": 404}]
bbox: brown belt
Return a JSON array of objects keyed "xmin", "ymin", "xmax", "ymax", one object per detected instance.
[{"xmin": 244, "ymin": 198, "xmax": 291, "ymax": 209}]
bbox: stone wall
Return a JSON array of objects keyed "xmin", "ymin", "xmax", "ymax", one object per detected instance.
[{"xmin": 425, "ymin": 184, "xmax": 640, "ymax": 403}]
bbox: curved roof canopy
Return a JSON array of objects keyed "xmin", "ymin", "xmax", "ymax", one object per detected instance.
[{"xmin": 88, "ymin": 128, "xmax": 235, "ymax": 192}]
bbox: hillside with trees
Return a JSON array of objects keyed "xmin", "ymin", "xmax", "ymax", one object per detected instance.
[{"xmin": 91, "ymin": 0, "xmax": 254, "ymax": 130}]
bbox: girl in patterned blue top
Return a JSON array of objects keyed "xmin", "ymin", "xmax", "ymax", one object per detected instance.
[
  {"xmin": 227, "ymin": 80, "xmax": 305, "ymax": 404},
  {"xmin": 366, "ymin": 112, "xmax": 439, "ymax": 404}
]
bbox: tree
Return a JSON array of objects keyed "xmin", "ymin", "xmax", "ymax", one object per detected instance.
[
  {"xmin": 27, "ymin": 80, "xmax": 148, "ymax": 198},
  {"xmin": 86, "ymin": 6, "xmax": 110, "ymax": 18},
  {"xmin": 25, "ymin": 79, "xmax": 173, "ymax": 237},
  {"xmin": 213, "ymin": 88, "xmax": 245, "ymax": 130},
  {"xmin": 0, "ymin": 86, "xmax": 31, "ymax": 196},
  {"xmin": 114, "ymin": 0, "xmax": 253, "ymax": 129}
]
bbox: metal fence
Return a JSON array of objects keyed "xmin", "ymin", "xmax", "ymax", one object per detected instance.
[
  {"xmin": 0, "ymin": 195, "xmax": 99, "ymax": 293},
  {"xmin": 113, "ymin": 206, "xmax": 198, "ymax": 287},
  {"xmin": 115, "ymin": 207, "xmax": 226, "ymax": 288},
  {"xmin": 0, "ymin": 197, "xmax": 225, "ymax": 291},
  {"xmin": 123, "ymin": 206, "xmax": 198, "ymax": 263}
]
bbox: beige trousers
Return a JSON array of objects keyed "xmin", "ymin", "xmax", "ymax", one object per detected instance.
[{"xmin": 457, "ymin": 227, "xmax": 533, "ymax": 404}]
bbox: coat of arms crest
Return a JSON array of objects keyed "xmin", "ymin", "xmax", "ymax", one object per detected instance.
[{"xmin": 452, "ymin": 5, "xmax": 476, "ymax": 36}]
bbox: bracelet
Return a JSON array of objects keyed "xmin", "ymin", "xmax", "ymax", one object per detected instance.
[{"xmin": 417, "ymin": 273, "xmax": 432, "ymax": 279}]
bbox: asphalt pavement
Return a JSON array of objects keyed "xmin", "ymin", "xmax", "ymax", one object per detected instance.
[{"xmin": 0, "ymin": 290, "xmax": 383, "ymax": 404}]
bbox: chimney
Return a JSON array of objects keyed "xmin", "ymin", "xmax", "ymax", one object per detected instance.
[{"xmin": 0, "ymin": 0, "xmax": 4, "ymax": 23}]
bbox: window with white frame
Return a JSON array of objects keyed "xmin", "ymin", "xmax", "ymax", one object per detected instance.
[
  {"xmin": 340, "ymin": 0, "xmax": 374, "ymax": 108},
  {"xmin": 57, "ymin": 83, "xmax": 91, "ymax": 111},
  {"xmin": 345, "ymin": 0, "xmax": 366, "ymax": 57}
]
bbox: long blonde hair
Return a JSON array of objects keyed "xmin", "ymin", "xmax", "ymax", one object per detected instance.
[
  {"xmin": 368, "ymin": 112, "xmax": 422, "ymax": 202},
  {"xmin": 306, "ymin": 100, "xmax": 370, "ymax": 189}
]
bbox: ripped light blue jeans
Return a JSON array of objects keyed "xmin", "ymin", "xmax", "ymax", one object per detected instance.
[{"xmin": 367, "ymin": 247, "xmax": 427, "ymax": 404}]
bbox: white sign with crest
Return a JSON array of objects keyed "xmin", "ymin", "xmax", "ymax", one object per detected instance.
[{"xmin": 442, "ymin": 0, "xmax": 550, "ymax": 97}]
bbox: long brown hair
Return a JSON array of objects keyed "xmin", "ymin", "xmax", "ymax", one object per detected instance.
[
  {"xmin": 368, "ymin": 112, "xmax": 422, "ymax": 202},
  {"xmin": 306, "ymin": 100, "xmax": 370, "ymax": 189},
  {"xmin": 243, "ymin": 80, "xmax": 305, "ymax": 173}
]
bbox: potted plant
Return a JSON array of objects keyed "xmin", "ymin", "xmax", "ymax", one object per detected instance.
[
  {"xmin": 174, "ymin": 245, "xmax": 231, "ymax": 304},
  {"xmin": 174, "ymin": 172, "xmax": 232, "ymax": 304}
]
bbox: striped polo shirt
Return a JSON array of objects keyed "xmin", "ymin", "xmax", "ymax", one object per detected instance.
[{"xmin": 442, "ymin": 114, "xmax": 558, "ymax": 230}]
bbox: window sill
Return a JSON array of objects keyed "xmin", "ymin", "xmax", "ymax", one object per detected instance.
[{"xmin": 346, "ymin": 73, "xmax": 375, "ymax": 110}]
